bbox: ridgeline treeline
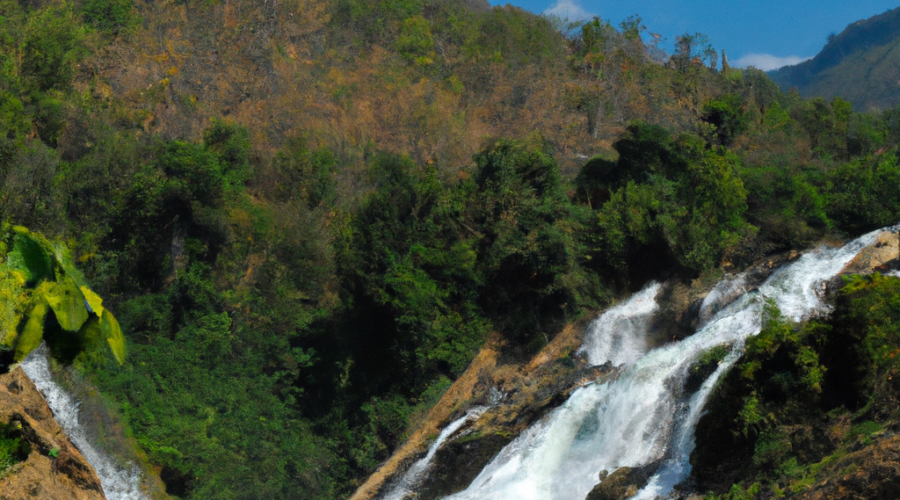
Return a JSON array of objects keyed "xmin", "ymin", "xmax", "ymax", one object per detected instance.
[{"xmin": 0, "ymin": 0, "xmax": 900, "ymax": 498}]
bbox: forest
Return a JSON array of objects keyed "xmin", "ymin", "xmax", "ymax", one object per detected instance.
[{"xmin": 0, "ymin": 0, "xmax": 900, "ymax": 498}]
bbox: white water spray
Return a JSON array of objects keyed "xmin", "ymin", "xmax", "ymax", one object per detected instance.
[
  {"xmin": 698, "ymin": 273, "xmax": 748, "ymax": 326},
  {"xmin": 578, "ymin": 283, "xmax": 662, "ymax": 367},
  {"xmin": 444, "ymin": 226, "xmax": 890, "ymax": 500},
  {"xmin": 21, "ymin": 345, "xmax": 148, "ymax": 500}
]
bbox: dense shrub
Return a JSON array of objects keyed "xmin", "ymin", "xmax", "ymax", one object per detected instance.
[
  {"xmin": 825, "ymin": 152, "xmax": 900, "ymax": 233},
  {"xmin": 80, "ymin": 0, "xmax": 136, "ymax": 35},
  {"xmin": 585, "ymin": 122, "xmax": 749, "ymax": 278},
  {"xmin": 20, "ymin": 6, "xmax": 86, "ymax": 93},
  {"xmin": 702, "ymin": 93, "xmax": 749, "ymax": 145}
]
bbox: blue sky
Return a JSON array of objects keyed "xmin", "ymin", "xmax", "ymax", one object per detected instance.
[{"xmin": 496, "ymin": 0, "xmax": 900, "ymax": 70}]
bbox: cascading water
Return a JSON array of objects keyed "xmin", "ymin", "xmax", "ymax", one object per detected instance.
[
  {"xmin": 578, "ymin": 283, "xmax": 662, "ymax": 367},
  {"xmin": 20, "ymin": 345, "xmax": 148, "ymax": 500},
  {"xmin": 697, "ymin": 273, "xmax": 748, "ymax": 327},
  {"xmin": 443, "ymin": 226, "xmax": 891, "ymax": 500},
  {"xmin": 383, "ymin": 407, "xmax": 488, "ymax": 500}
]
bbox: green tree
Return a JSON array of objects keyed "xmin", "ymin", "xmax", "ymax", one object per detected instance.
[
  {"xmin": 702, "ymin": 93, "xmax": 749, "ymax": 145},
  {"xmin": 80, "ymin": 0, "xmax": 136, "ymax": 36},
  {"xmin": 395, "ymin": 16, "xmax": 434, "ymax": 64},
  {"xmin": 471, "ymin": 138, "xmax": 599, "ymax": 340},
  {"xmin": 589, "ymin": 122, "xmax": 749, "ymax": 276},
  {"xmin": 20, "ymin": 6, "xmax": 87, "ymax": 92},
  {"xmin": 826, "ymin": 152, "xmax": 900, "ymax": 233}
]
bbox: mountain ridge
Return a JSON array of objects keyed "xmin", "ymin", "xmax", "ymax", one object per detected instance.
[{"xmin": 771, "ymin": 6, "xmax": 900, "ymax": 110}]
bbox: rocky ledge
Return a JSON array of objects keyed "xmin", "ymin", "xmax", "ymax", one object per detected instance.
[{"xmin": 0, "ymin": 367, "xmax": 104, "ymax": 500}]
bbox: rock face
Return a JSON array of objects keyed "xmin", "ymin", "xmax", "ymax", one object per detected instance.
[
  {"xmin": 413, "ymin": 433, "xmax": 513, "ymax": 500},
  {"xmin": 0, "ymin": 367, "xmax": 105, "ymax": 500}
]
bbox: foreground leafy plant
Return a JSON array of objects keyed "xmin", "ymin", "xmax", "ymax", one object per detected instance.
[{"xmin": 0, "ymin": 226, "xmax": 124, "ymax": 364}]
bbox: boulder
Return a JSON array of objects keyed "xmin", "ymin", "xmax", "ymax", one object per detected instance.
[
  {"xmin": 584, "ymin": 462, "xmax": 661, "ymax": 500},
  {"xmin": 414, "ymin": 433, "xmax": 513, "ymax": 499},
  {"xmin": 0, "ymin": 367, "xmax": 104, "ymax": 500},
  {"xmin": 841, "ymin": 231, "xmax": 899, "ymax": 275}
]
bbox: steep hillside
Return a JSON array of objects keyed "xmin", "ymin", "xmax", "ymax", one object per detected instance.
[
  {"xmin": 3, "ymin": 0, "xmax": 900, "ymax": 498},
  {"xmin": 771, "ymin": 7, "xmax": 900, "ymax": 111}
]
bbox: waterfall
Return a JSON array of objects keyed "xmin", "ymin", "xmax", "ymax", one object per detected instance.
[
  {"xmin": 442, "ymin": 226, "xmax": 888, "ymax": 500},
  {"xmin": 21, "ymin": 345, "xmax": 148, "ymax": 500}
]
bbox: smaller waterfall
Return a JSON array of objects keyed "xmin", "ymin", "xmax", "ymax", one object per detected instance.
[
  {"xmin": 578, "ymin": 282, "xmax": 662, "ymax": 367},
  {"xmin": 698, "ymin": 273, "xmax": 748, "ymax": 326},
  {"xmin": 446, "ymin": 287, "xmax": 668, "ymax": 500},
  {"xmin": 21, "ymin": 345, "xmax": 147, "ymax": 500},
  {"xmin": 383, "ymin": 407, "xmax": 488, "ymax": 500}
]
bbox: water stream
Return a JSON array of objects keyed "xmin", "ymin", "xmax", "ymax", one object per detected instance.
[
  {"xmin": 21, "ymin": 345, "xmax": 147, "ymax": 500},
  {"xmin": 383, "ymin": 406, "xmax": 488, "ymax": 500},
  {"xmin": 439, "ymin": 226, "xmax": 890, "ymax": 500}
]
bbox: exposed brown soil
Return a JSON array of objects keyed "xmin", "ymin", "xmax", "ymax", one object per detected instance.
[{"xmin": 0, "ymin": 367, "xmax": 105, "ymax": 500}]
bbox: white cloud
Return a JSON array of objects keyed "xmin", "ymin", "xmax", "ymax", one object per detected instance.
[
  {"xmin": 543, "ymin": 0, "xmax": 595, "ymax": 23},
  {"xmin": 733, "ymin": 53, "xmax": 812, "ymax": 71}
]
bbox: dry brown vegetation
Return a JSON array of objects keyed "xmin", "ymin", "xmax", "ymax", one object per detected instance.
[{"xmin": 80, "ymin": 0, "xmax": 721, "ymax": 194}]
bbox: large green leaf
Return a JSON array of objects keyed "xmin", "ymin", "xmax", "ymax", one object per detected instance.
[
  {"xmin": 14, "ymin": 302, "xmax": 47, "ymax": 361},
  {"xmin": 80, "ymin": 286, "xmax": 104, "ymax": 316},
  {"xmin": 44, "ymin": 279, "xmax": 89, "ymax": 332},
  {"xmin": 0, "ymin": 273, "xmax": 25, "ymax": 348},
  {"xmin": 0, "ymin": 228, "xmax": 125, "ymax": 365},
  {"xmin": 54, "ymin": 242, "xmax": 88, "ymax": 287},
  {"xmin": 7, "ymin": 231, "xmax": 52, "ymax": 286},
  {"xmin": 2, "ymin": 313, "xmax": 21, "ymax": 348},
  {"xmin": 100, "ymin": 309, "xmax": 125, "ymax": 365}
]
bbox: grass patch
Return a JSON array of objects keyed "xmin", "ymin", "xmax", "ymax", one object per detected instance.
[
  {"xmin": 0, "ymin": 422, "xmax": 29, "ymax": 478},
  {"xmin": 848, "ymin": 420, "xmax": 881, "ymax": 440},
  {"xmin": 686, "ymin": 345, "xmax": 731, "ymax": 393}
]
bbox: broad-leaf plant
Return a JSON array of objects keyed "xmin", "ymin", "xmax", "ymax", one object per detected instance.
[{"xmin": 0, "ymin": 226, "xmax": 124, "ymax": 364}]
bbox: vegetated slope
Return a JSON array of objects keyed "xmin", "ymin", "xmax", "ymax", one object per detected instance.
[
  {"xmin": 692, "ymin": 269, "xmax": 900, "ymax": 500},
  {"xmin": 770, "ymin": 6, "xmax": 900, "ymax": 111},
  {"xmin": 3, "ymin": 0, "xmax": 900, "ymax": 498}
]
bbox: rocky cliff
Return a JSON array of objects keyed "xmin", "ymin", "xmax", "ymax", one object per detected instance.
[{"xmin": 0, "ymin": 367, "xmax": 105, "ymax": 500}]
